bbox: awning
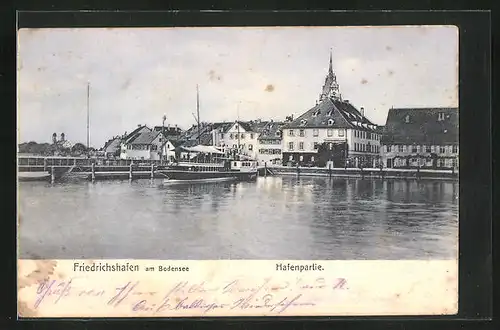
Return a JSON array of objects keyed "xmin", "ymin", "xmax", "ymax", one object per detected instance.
[{"xmin": 180, "ymin": 145, "xmax": 224, "ymax": 154}]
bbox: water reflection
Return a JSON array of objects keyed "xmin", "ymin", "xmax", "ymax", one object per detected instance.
[{"xmin": 18, "ymin": 177, "xmax": 458, "ymax": 260}]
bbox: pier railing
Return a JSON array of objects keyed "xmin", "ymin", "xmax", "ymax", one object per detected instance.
[{"xmin": 17, "ymin": 155, "xmax": 163, "ymax": 168}]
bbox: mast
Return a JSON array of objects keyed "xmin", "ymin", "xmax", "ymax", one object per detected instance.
[
  {"xmin": 196, "ymin": 84, "xmax": 201, "ymax": 145},
  {"xmin": 237, "ymin": 101, "xmax": 241, "ymax": 150},
  {"xmin": 86, "ymin": 81, "xmax": 90, "ymax": 150}
]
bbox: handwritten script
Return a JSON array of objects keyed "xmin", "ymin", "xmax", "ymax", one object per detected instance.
[{"xmin": 31, "ymin": 276, "xmax": 348, "ymax": 315}]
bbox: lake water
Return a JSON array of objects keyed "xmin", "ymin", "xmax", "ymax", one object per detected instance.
[{"xmin": 18, "ymin": 176, "xmax": 458, "ymax": 260}]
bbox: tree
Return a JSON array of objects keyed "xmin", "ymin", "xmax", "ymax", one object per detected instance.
[{"xmin": 71, "ymin": 143, "xmax": 87, "ymax": 155}]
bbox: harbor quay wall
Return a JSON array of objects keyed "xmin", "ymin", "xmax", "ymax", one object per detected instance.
[{"xmin": 261, "ymin": 166, "xmax": 459, "ymax": 181}]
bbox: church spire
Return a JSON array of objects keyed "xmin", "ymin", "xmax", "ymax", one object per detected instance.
[
  {"xmin": 329, "ymin": 49, "xmax": 333, "ymax": 74},
  {"xmin": 319, "ymin": 48, "xmax": 341, "ymax": 102}
]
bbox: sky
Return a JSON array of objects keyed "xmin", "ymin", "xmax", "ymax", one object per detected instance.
[{"xmin": 17, "ymin": 26, "xmax": 458, "ymax": 148}]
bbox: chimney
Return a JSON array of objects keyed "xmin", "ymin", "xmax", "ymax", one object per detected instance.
[
  {"xmin": 60, "ymin": 132, "xmax": 65, "ymax": 141},
  {"xmin": 137, "ymin": 124, "xmax": 141, "ymax": 128},
  {"xmin": 360, "ymin": 107, "xmax": 365, "ymax": 117}
]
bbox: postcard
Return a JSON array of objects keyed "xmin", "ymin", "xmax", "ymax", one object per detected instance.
[{"xmin": 17, "ymin": 25, "xmax": 459, "ymax": 317}]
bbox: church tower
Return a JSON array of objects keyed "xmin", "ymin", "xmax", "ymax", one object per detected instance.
[{"xmin": 319, "ymin": 49, "xmax": 342, "ymax": 102}]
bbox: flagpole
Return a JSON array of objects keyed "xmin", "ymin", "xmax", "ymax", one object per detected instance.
[{"xmin": 86, "ymin": 81, "xmax": 90, "ymax": 150}]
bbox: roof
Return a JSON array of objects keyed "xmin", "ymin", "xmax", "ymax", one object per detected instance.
[
  {"xmin": 153, "ymin": 126, "xmax": 183, "ymax": 135},
  {"xmin": 284, "ymin": 97, "xmax": 378, "ymax": 131},
  {"xmin": 381, "ymin": 107, "xmax": 458, "ymax": 145},
  {"xmin": 123, "ymin": 125, "xmax": 151, "ymax": 143},
  {"xmin": 129, "ymin": 130, "xmax": 161, "ymax": 145},
  {"xmin": 248, "ymin": 120, "xmax": 271, "ymax": 133},
  {"xmin": 258, "ymin": 121, "xmax": 285, "ymax": 140},
  {"xmin": 103, "ymin": 137, "xmax": 121, "ymax": 151},
  {"xmin": 237, "ymin": 121, "xmax": 253, "ymax": 132}
]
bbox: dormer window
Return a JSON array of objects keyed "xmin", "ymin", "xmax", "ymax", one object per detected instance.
[
  {"xmin": 312, "ymin": 110, "xmax": 321, "ymax": 117},
  {"xmin": 405, "ymin": 115, "xmax": 410, "ymax": 123},
  {"xmin": 327, "ymin": 110, "xmax": 334, "ymax": 116},
  {"xmin": 438, "ymin": 112, "xmax": 445, "ymax": 121},
  {"xmin": 300, "ymin": 119, "xmax": 307, "ymax": 126},
  {"xmin": 328, "ymin": 119, "xmax": 335, "ymax": 126}
]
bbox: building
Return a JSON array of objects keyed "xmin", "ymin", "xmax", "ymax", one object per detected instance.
[
  {"xmin": 214, "ymin": 121, "xmax": 261, "ymax": 159},
  {"xmin": 102, "ymin": 137, "xmax": 122, "ymax": 158},
  {"xmin": 256, "ymin": 121, "xmax": 285, "ymax": 165},
  {"xmin": 380, "ymin": 107, "xmax": 459, "ymax": 169},
  {"xmin": 153, "ymin": 125, "xmax": 183, "ymax": 137},
  {"xmin": 119, "ymin": 125, "xmax": 167, "ymax": 160},
  {"xmin": 119, "ymin": 125, "xmax": 150, "ymax": 159},
  {"xmin": 282, "ymin": 51, "xmax": 381, "ymax": 168}
]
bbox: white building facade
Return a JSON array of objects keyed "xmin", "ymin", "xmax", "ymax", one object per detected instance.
[{"xmin": 282, "ymin": 51, "xmax": 381, "ymax": 167}]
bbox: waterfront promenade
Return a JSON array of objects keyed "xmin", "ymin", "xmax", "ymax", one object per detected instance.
[{"xmin": 17, "ymin": 155, "xmax": 458, "ymax": 182}]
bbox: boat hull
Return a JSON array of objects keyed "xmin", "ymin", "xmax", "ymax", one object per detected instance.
[
  {"xmin": 160, "ymin": 169, "xmax": 257, "ymax": 183},
  {"xmin": 18, "ymin": 172, "xmax": 51, "ymax": 182}
]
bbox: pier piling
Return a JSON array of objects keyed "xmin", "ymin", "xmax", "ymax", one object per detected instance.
[
  {"xmin": 91, "ymin": 163, "xmax": 95, "ymax": 181},
  {"xmin": 129, "ymin": 164, "xmax": 133, "ymax": 181},
  {"xmin": 264, "ymin": 163, "xmax": 267, "ymax": 177},
  {"xmin": 150, "ymin": 164, "xmax": 154, "ymax": 179},
  {"xmin": 51, "ymin": 166, "xmax": 55, "ymax": 183},
  {"xmin": 43, "ymin": 158, "xmax": 47, "ymax": 172}
]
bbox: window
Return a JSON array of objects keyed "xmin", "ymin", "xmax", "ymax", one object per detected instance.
[
  {"xmin": 412, "ymin": 145, "xmax": 418, "ymax": 153},
  {"xmin": 289, "ymin": 155, "xmax": 293, "ymax": 161},
  {"xmin": 313, "ymin": 142, "xmax": 319, "ymax": 149},
  {"xmin": 402, "ymin": 145, "xmax": 407, "ymax": 152},
  {"xmin": 386, "ymin": 145, "xmax": 390, "ymax": 152},
  {"xmin": 300, "ymin": 119, "xmax": 307, "ymax": 126},
  {"xmin": 329, "ymin": 143, "xmax": 333, "ymax": 150},
  {"xmin": 426, "ymin": 145, "xmax": 431, "ymax": 153},
  {"xmin": 241, "ymin": 134, "xmax": 245, "ymax": 139},
  {"xmin": 250, "ymin": 133, "xmax": 254, "ymax": 139},
  {"xmin": 288, "ymin": 130, "xmax": 294, "ymax": 136},
  {"xmin": 299, "ymin": 129, "xmax": 305, "ymax": 137},
  {"xmin": 299, "ymin": 142, "xmax": 304, "ymax": 150},
  {"xmin": 452, "ymin": 145, "xmax": 458, "ymax": 153},
  {"xmin": 327, "ymin": 129, "xmax": 333, "ymax": 137},
  {"xmin": 313, "ymin": 129, "xmax": 319, "ymax": 137},
  {"xmin": 338, "ymin": 129, "xmax": 345, "ymax": 137},
  {"xmin": 220, "ymin": 133, "xmax": 224, "ymax": 139},
  {"xmin": 440, "ymin": 146, "xmax": 446, "ymax": 153},
  {"xmin": 438, "ymin": 112, "xmax": 445, "ymax": 121},
  {"xmin": 288, "ymin": 142, "xmax": 294, "ymax": 150},
  {"xmin": 405, "ymin": 115, "xmax": 410, "ymax": 123},
  {"xmin": 328, "ymin": 119, "xmax": 334, "ymax": 126},
  {"xmin": 230, "ymin": 133, "xmax": 233, "ymax": 139},
  {"xmin": 248, "ymin": 144, "xmax": 253, "ymax": 151},
  {"xmin": 311, "ymin": 156, "xmax": 315, "ymax": 162}
]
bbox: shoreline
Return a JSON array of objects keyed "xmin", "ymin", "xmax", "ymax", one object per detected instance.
[{"xmin": 261, "ymin": 166, "xmax": 459, "ymax": 181}]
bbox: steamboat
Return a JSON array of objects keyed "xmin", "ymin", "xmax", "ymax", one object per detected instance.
[
  {"xmin": 159, "ymin": 145, "xmax": 258, "ymax": 183},
  {"xmin": 160, "ymin": 84, "xmax": 258, "ymax": 184}
]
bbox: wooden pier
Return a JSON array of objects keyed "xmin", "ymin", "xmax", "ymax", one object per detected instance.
[{"xmin": 18, "ymin": 155, "xmax": 168, "ymax": 182}]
